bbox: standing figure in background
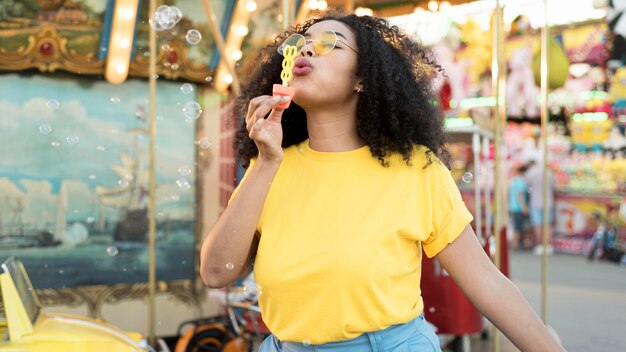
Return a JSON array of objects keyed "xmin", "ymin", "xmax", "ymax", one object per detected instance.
[
  {"xmin": 587, "ymin": 207, "xmax": 620, "ymax": 262},
  {"xmin": 524, "ymin": 160, "xmax": 556, "ymax": 254},
  {"xmin": 509, "ymin": 164, "xmax": 530, "ymax": 250}
]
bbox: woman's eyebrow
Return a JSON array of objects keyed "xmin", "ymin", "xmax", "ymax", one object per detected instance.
[
  {"xmin": 335, "ymin": 32, "xmax": 348, "ymax": 40},
  {"xmin": 302, "ymin": 31, "xmax": 349, "ymax": 41}
]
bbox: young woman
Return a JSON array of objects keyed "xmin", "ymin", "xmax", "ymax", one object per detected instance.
[{"xmin": 201, "ymin": 13, "xmax": 565, "ymax": 352}]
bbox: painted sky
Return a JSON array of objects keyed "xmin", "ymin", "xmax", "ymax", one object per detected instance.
[{"xmin": 0, "ymin": 74, "xmax": 197, "ymax": 225}]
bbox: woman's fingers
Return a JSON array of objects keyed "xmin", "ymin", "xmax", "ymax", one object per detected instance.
[
  {"xmin": 246, "ymin": 96, "xmax": 276, "ymax": 131},
  {"xmin": 245, "ymin": 95, "xmax": 290, "ymax": 132}
]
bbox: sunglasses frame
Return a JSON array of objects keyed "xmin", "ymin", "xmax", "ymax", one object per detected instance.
[{"xmin": 278, "ymin": 30, "xmax": 358, "ymax": 56}]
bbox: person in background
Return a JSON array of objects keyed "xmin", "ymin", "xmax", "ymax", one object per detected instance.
[
  {"xmin": 587, "ymin": 207, "xmax": 619, "ymax": 261},
  {"xmin": 200, "ymin": 13, "xmax": 565, "ymax": 352},
  {"xmin": 509, "ymin": 164, "xmax": 530, "ymax": 250},
  {"xmin": 524, "ymin": 159, "xmax": 556, "ymax": 255}
]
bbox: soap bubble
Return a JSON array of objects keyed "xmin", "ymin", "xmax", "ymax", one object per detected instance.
[
  {"xmin": 176, "ymin": 177, "xmax": 191, "ymax": 190},
  {"xmin": 151, "ymin": 5, "xmax": 177, "ymax": 31},
  {"xmin": 39, "ymin": 124, "xmax": 52, "ymax": 135},
  {"xmin": 196, "ymin": 137, "xmax": 211, "ymax": 149},
  {"xmin": 462, "ymin": 172, "xmax": 474, "ymax": 184},
  {"xmin": 178, "ymin": 165, "xmax": 192, "ymax": 176},
  {"xmin": 182, "ymin": 101, "xmax": 202, "ymax": 120},
  {"xmin": 110, "ymin": 96, "xmax": 120, "ymax": 103},
  {"xmin": 170, "ymin": 6, "xmax": 182, "ymax": 23},
  {"xmin": 180, "ymin": 83, "xmax": 194, "ymax": 94},
  {"xmin": 46, "ymin": 99, "xmax": 60, "ymax": 111},
  {"xmin": 225, "ymin": 262, "xmax": 235, "ymax": 270},
  {"xmin": 185, "ymin": 29, "xmax": 202, "ymax": 45},
  {"xmin": 66, "ymin": 133, "xmax": 79, "ymax": 145},
  {"xmin": 106, "ymin": 246, "xmax": 119, "ymax": 256}
]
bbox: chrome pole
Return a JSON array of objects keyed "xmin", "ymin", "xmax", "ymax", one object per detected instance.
[{"xmin": 540, "ymin": 0, "xmax": 551, "ymax": 325}]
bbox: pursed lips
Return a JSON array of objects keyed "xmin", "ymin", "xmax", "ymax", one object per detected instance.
[{"xmin": 293, "ymin": 58, "xmax": 313, "ymax": 75}]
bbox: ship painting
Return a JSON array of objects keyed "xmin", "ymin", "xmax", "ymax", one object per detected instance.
[
  {"xmin": 95, "ymin": 116, "xmax": 150, "ymax": 243},
  {"xmin": 0, "ymin": 74, "xmax": 197, "ymax": 289}
]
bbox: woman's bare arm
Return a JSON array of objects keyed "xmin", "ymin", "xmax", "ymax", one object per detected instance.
[
  {"xmin": 200, "ymin": 159, "xmax": 279, "ymax": 288},
  {"xmin": 436, "ymin": 225, "xmax": 565, "ymax": 352}
]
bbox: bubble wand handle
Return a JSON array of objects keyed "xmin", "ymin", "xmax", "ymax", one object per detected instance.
[{"xmin": 273, "ymin": 44, "xmax": 297, "ymax": 109}]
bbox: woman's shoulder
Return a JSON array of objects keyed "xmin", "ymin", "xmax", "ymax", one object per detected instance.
[{"xmin": 405, "ymin": 145, "xmax": 446, "ymax": 170}]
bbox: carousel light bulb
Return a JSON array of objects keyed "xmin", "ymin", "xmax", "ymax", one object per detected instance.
[
  {"xmin": 115, "ymin": 63, "xmax": 127, "ymax": 74},
  {"xmin": 246, "ymin": 0, "xmax": 257, "ymax": 12},
  {"xmin": 355, "ymin": 7, "xmax": 373, "ymax": 16},
  {"xmin": 428, "ymin": 0, "xmax": 439, "ymax": 12},
  {"xmin": 119, "ymin": 37, "xmax": 130, "ymax": 48},
  {"xmin": 440, "ymin": 1, "xmax": 451, "ymax": 12},
  {"xmin": 231, "ymin": 49, "xmax": 243, "ymax": 61},
  {"xmin": 122, "ymin": 7, "xmax": 134, "ymax": 20},
  {"xmin": 318, "ymin": 0, "xmax": 328, "ymax": 10},
  {"xmin": 106, "ymin": 0, "xmax": 139, "ymax": 84},
  {"xmin": 236, "ymin": 25, "xmax": 249, "ymax": 36}
]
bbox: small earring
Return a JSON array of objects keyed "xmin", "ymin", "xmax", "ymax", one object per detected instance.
[{"xmin": 355, "ymin": 86, "xmax": 362, "ymax": 93}]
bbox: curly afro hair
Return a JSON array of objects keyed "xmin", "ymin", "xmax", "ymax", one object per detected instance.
[{"xmin": 234, "ymin": 12, "xmax": 449, "ymax": 169}]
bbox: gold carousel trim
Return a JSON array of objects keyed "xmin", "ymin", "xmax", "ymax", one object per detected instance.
[
  {"xmin": 0, "ymin": 25, "xmax": 213, "ymax": 83},
  {"xmin": 35, "ymin": 279, "xmax": 205, "ymax": 319},
  {"xmin": 129, "ymin": 38, "xmax": 213, "ymax": 83},
  {"xmin": 0, "ymin": 24, "xmax": 103, "ymax": 74}
]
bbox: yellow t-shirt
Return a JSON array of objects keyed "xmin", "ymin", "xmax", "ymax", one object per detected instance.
[{"xmin": 236, "ymin": 140, "xmax": 472, "ymax": 344}]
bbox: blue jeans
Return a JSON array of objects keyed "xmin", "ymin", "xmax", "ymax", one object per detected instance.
[
  {"xmin": 530, "ymin": 207, "xmax": 553, "ymax": 227},
  {"xmin": 258, "ymin": 314, "xmax": 441, "ymax": 352}
]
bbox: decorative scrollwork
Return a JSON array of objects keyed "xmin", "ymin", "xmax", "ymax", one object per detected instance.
[
  {"xmin": 0, "ymin": 26, "xmax": 213, "ymax": 83},
  {"xmin": 36, "ymin": 280, "xmax": 202, "ymax": 319},
  {"xmin": 129, "ymin": 39, "xmax": 213, "ymax": 83},
  {"xmin": 0, "ymin": 25, "xmax": 104, "ymax": 74}
]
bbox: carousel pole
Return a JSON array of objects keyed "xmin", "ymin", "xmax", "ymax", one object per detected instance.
[
  {"xmin": 491, "ymin": 1, "xmax": 505, "ymax": 351},
  {"xmin": 540, "ymin": 0, "xmax": 550, "ymax": 325},
  {"xmin": 147, "ymin": 0, "xmax": 157, "ymax": 345},
  {"xmin": 201, "ymin": 0, "xmax": 241, "ymax": 95},
  {"xmin": 282, "ymin": 0, "xmax": 292, "ymax": 30},
  {"xmin": 344, "ymin": 0, "xmax": 355, "ymax": 13}
]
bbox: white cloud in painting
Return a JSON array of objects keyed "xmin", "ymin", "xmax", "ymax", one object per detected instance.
[
  {"xmin": 0, "ymin": 98, "xmax": 128, "ymax": 183},
  {"xmin": 81, "ymin": 0, "xmax": 108, "ymax": 14},
  {"xmin": 0, "ymin": 76, "xmax": 197, "ymax": 229}
]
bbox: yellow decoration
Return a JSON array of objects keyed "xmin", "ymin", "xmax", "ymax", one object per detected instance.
[
  {"xmin": 280, "ymin": 45, "xmax": 297, "ymax": 86},
  {"xmin": 0, "ymin": 257, "xmax": 146, "ymax": 352},
  {"xmin": 531, "ymin": 36, "xmax": 570, "ymax": 89},
  {"xmin": 457, "ymin": 20, "xmax": 492, "ymax": 85},
  {"xmin": 570, "ymin": 120, "xmax": 612, "ymax": 147},
  {"xmin": 609, "ymin": 67, "xmax": 626, "ymax": 103},
  {"xmin": 1, "ymin": 269, "xmax": 35, "ymax": 340}
]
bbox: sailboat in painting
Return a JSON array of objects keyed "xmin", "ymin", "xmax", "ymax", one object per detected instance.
[{"xmin": 95, "ymin": 110, "xmax": 150, "ymax": 242}]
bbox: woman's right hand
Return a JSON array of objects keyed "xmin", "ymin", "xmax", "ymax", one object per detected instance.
[{"xmin": 245, "ymin": 95, "xmax": 291, "ymax": 163}]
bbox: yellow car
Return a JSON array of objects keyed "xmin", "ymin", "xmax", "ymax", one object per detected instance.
[{"xmin": 0, "ymin": 256, "xmax": 149, "ymax": 352}]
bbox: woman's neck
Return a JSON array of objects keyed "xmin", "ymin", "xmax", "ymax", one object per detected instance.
[{"xmin": 305, "ymin": 109, "xmax": 364, "ymax": 152}]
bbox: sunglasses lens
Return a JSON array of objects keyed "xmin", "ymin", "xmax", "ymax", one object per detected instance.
[
  {"xmin": 278, "ymin": 34, "xmax": 305, "ymax": 56},
  {"xmin": 314, "ymin": 31, "xmax": 336, "ymax": 55}
]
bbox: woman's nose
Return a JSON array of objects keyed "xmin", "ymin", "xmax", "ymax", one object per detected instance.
[{"xmin": 300, "ymin": 42, "xmax": 314, "ymax": 57}]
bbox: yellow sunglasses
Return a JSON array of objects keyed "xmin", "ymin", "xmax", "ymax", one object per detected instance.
[{"xmin": 278, "ymin": 30, "xmax": 358, "ymax": 56}]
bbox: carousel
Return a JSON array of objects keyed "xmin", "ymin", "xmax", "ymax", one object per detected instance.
[{"xmin": 1, "ymin": 1, "xmax": 622, "ymax": 352}]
